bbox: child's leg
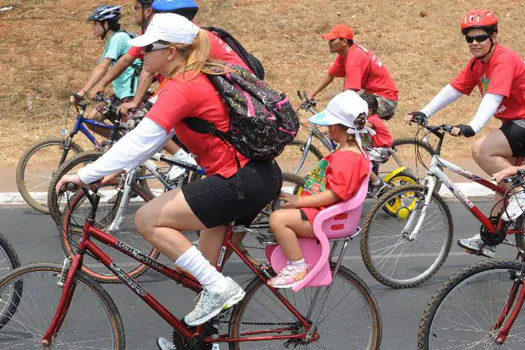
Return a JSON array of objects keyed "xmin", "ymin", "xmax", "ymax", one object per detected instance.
[
  {"xmin": 269, "ymin": 208, "xmax": 314, "ymax": 262},
  {"xmin": 370, "ymin": 171, "xmax": 378, "ymax": 183}
]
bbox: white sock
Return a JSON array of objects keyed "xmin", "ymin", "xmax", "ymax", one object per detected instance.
[
  {"xmin": 372, "ymin": 179, "xmax": 381, "ymax": 186},
  {"xmin": 175, "ymin": 246, "xmax": 226, "ymax": 288},
  {"xmin": 288, "ymin": 259, "xmax": 306, "ymax": 268}
]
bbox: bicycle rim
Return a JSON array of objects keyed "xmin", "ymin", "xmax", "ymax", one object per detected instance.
[
  {"xmin": 420, "ymin": 259, "xmax": 525, "ymax": 349},
  {"xmin": 16, "ymin": 139, "xmax": 82, "ymax": 214},
  {"xmin": 228, "ymin": 265, "xmax": 381, "ymax": 349},
  {"xmin": 62, "ymin": 184, "xmax": 159, "ymax": 283},
  {"xmin": 386, "ymin": 138, "xmax": 436, "ymax": 181},
  {"xmin": 0, "ymin": 264, "xmax": 124, "ymax": 349},
  {"xmin": 276, "ymin": 140, "xmax": 324, "ymax": 177},
  {"xmin": 362, "ymin": 185, "xmax": 452, "ymax": 288}
]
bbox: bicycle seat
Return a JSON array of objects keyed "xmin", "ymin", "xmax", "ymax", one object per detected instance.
[{"xmin": 267, "ymin": 176, "xmax": 369, "ymax": 292}]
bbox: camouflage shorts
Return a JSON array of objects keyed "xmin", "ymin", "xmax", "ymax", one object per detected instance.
[
  {"xmin": 367, "ymin": 147, "xmax": 392, "ymax": 164},
  {"xmin": 376, "ymin": 96, "xmax": 398, "ymax": 120}
]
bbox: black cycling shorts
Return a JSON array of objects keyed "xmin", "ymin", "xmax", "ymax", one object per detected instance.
[
  {"xmin": 500, "ymin": 121, "xmax": 525, "ymax": 157},
  {"xmin": 182, "ymin": 160, "xmax": 282, "ymax": 228}
]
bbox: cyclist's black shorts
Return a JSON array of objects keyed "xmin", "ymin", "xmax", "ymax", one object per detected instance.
[
  {"xmin": 500, "ymin": 120, "xmax": 525, "ymax": 157},
  {"xmin": 182, "ymin": 160, "xmax": 282, "ymax": 228}
]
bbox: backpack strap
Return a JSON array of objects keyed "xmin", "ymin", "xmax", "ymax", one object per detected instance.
[{"xmin": 184, "ymin": 117, "xmax": 245, "ymax": 199}]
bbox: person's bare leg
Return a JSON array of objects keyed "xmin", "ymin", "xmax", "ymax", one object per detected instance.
[
  {"xmin": 269, "ymin": 209, "xmax": 314, "ymax": 261},
  {"xmin": 135, "ymin": 190, "xmax": 206, "ymax": 261},
  {"xmin": 471, "ymin": 129, "xmax": 514, "ymax": 213},
  {"xmin": 164, "ymin": 139, "xmax": 180, "ymax": 154}
]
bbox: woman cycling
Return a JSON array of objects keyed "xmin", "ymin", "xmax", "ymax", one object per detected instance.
[
  {"xmin": 56, "ymin": 13, "xmax": 282, "ymax": 332},
  {"xmin": 405, "ymin": 9, "xmax": 525, "ymax": 257}
]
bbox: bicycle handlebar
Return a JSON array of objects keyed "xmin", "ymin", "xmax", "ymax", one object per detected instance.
[{"xmin": 503, "ymin": 169, "xmax": 525, "ymax": 184}]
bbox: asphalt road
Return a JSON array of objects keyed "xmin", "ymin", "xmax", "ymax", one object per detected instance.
[{"xmin": 0, "ymin": 199, "xmax": 519, "ymax": 350}]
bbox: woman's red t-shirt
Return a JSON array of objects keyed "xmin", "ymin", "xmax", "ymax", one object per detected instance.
[
  {"xmin": 450, "ymin": 44, "xmax": 525, "ymax": 121},
  {"xmin": 146, "ymin": 73, "xmax": 249, "ymax": 178},
  {"xmin": 300, "ymin": 150, "xmax": 370, "ymax": 223}
]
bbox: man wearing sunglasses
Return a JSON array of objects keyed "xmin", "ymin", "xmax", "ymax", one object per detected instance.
[
  {"xmin": 405, "ymin": 9, "xmax": 525, "ymax": 258},
  {"xmin": 308, "ymin": 24, "xmax": 399, "ymax": 120}
]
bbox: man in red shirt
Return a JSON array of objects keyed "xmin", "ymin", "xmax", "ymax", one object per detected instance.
[
  {"xmin": 308, "ymin": 24, "xmax": 399, "ymax": 120},
  {"xmin": 405, "ymin": 9, "xmax": 525, "ymax": 257}
]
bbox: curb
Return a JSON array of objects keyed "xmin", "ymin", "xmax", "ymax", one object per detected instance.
[{"xmin": 0, "ymin": 183, "xmax": 494, "ymax": 206}]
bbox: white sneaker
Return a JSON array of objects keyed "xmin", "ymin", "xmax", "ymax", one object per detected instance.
[
  {"xmin": 156, "ymin": 337, "xmax": 176, "ymax": 350},
  {"xmin": 457, "ymin": 234, "xmax": 496, "ymax": 258},
  {"xmin": 167, "ymin": 149, "xmax": 196, "ymax": 181},
  {"xmin": 184, "ymin": 277, "xmax": 245, "ymax": 326},
  {"xmin": 502, "ymin": 191, "xmax": 525, "ymax": 221}
]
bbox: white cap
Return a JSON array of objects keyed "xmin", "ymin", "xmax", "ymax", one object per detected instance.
[
  {"xmin": 129, "ymin": 13, "xmax": 199, "ymax": 47},
  {"xmin": 308, "ymin": 90, "xmax": 369, "ymax": 129}
]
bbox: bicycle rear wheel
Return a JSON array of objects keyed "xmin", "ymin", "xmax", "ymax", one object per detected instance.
[
  {"xmin": 418, "ymin": 259, "xmax": 525, "ymax": 349},
  {"xmin": 16, "ymin": 138, "xmax": 83, "ymax": 214},
  {"xmin": 0, "ymin": 263, "xmax": 125, "ymax": 349},
  {"xmin": 361, "ymin": 184, "xmax": 453, "ymax": 288},
  {"xmin": 61, "ymin": 183, "xmax": 159, "ymax": 283},
  {"xmin": 228, "ymin": 264, "xmax": 382, "ymax": 349},
  {"xmin": 383, "ymin": 138, "xmax": 438, "ymax": 187},
  {"xmin": 276, "ymin": 140, "xmax": 324, "ymax": 177}
]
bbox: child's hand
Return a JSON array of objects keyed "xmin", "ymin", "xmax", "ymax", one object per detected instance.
[{"xmin": 280, "ymin": 192, "xmax": 300, "ymax": 209}]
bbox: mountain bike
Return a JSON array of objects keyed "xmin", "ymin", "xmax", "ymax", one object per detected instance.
[
  {"xmin": 0, "ymin": 185, "xmax": 382, "ymax": 349},
  {"xmin": 16, "ymin": 94, "xmax": 126, "ymax": 214},
  {"xmin": 418, "ymin": 171, "xmax": 525, "ymax": 349},
  {"xmin": 361, "ymin": 123, "xmax": 523, "ymax": 289}
]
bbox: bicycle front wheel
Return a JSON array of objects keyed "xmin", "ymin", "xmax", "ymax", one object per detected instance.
[
  {"xmin": 0, "ymin": 232, "xmax": 22, "ymax": 328},
  {"xmin": 418, "ymin": 259, "xmax": 525, "ymax": 349},
  {"xmin": 0, "ymin": 263, "xmax": 125, "ymax": 349},
  {"xmin": 48, "ymin": 151, "xmax": 104, "ymax": 226},
  {"xmin": 361, "ymin": 184, "xmax": 453, "ymax": 288},
  {"xmin": 61, "ymin": 183, "xmax": 158, "ymax": 283},
  {"xmin": 228, "ymin": 264, "xmax": 382, "ymax": 349},
  {"xmin": 16, "ymin": 138, "xmax": 83, "ymax": 214}
]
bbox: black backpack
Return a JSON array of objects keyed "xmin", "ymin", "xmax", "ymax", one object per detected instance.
[
  {"xmin": 204, "ymin": 26, "xmax": 265, "ymax": 80},
  {"xmin": 185, "ymin": 63, "xmax": 298, "ymax": 161}
]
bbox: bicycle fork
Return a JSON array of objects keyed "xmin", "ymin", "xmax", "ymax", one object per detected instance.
[
  {"xmin": 403, "ymin": 177, "xmax": 437, "ymax": 241},
  {"xmin": 41, "ymin": 253, "xmax": 84, "ymax": 345},
  {"xmin": 492, "ymin": 264, "xmax": 525, "ymax": 344}
]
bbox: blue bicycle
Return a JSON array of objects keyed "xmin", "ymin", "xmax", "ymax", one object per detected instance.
[{"xmin": 16, "ymin": 95, "xmax": 118, "ymax": 214}]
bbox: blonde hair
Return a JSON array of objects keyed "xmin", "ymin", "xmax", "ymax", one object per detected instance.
[{"xmin": 167, "ymin": 29, "xmax": 229, "ymax": 80}]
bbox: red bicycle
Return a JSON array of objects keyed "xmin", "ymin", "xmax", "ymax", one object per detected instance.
[{"xmin": 0, "ymin": 186, "xmax": 381, "ymax": 349}]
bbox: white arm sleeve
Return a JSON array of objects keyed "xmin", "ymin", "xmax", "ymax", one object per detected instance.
[
  {"xmin": 468, "ymin": 93, "xmax": 504, "ymax": 134},
  {"xmin": 421, "ymin": 84, "xmax": 463, "ymax": 117},
  {"xmin": 77, "ymin": 118, "xmax": 173, "ymax": 184}
]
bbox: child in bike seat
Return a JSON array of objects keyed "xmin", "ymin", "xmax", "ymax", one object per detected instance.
[
  {"xmin": 360, "ymin": 93, "xmax": 394, "ymax": 197},
  {"xmin": 268, "ymin": 90, "xmax": 371, "ymax": 289}
]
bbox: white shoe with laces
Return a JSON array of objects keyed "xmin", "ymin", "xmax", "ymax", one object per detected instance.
[
  {"xmin": 184, "ymin": 277, "xmax": 245, "ymax": 326},
  {"xmin": 502, "ymin": 191, "xmax": 525, "ymax": 222}
]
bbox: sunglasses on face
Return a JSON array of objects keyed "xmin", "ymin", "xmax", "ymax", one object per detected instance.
[
  {"xmin": 144, "ymin": 42, "xmax": 170, "ymax": 53},
  {"xmin": 465, "ymin": 34, "xmax": 490, "ymax": 44}
]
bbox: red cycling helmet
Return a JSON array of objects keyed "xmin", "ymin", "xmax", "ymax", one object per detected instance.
[{"xmin": 461, "ymin": 9, "xmax": 498, "ymax": 34}]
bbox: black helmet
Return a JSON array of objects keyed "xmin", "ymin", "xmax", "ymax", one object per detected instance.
[{"xmin": 88, "ymin": 5, "xmax": 122, "ymax": 22}]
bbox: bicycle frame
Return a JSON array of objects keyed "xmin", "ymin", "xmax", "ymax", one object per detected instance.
[
  {"xmin": 407, "ymin": 126, "xmax": 521, "ymax": 241},
  {"xmin": 294, "ymin": 124, "xmax": 336, "ymax": 175},
  {"xmin": 42, "ymin": 195, "xmax": 322, "ymax": 346}
]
